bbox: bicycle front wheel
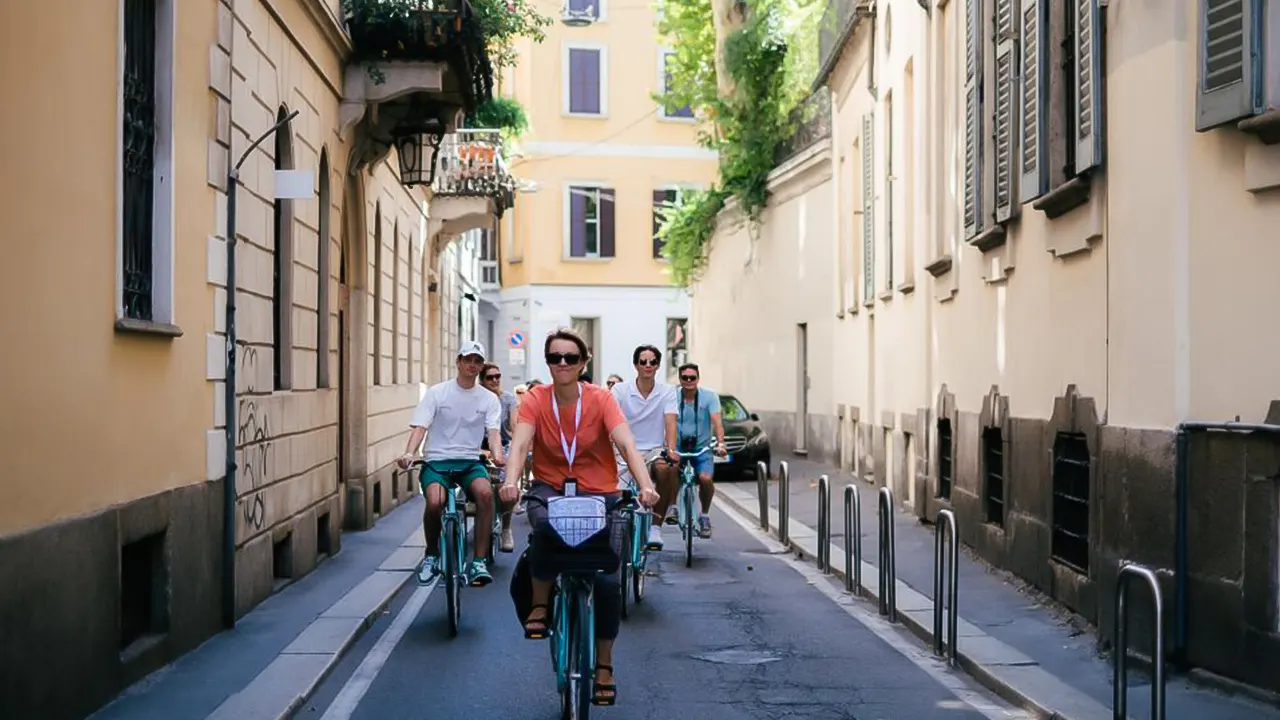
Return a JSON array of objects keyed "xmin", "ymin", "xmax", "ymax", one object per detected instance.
[
  {"xmin": 443, "ymin": 517, "xmax": 461, "ymax": 638},
  {"xmin": 683, "ymin": 486, "xmax": 696, "ymax": 568},
  {"xmin": 619, "ymin": 519, "xmax": 632, "ymax": 620}
]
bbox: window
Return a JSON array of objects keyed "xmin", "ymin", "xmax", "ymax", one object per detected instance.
[
  {"xmin": 566, "ymin": 0, "xmax": 600, "ymax": 20},
  {"xmin": 567, "ymin": 185, "xmax": 615, "ymax": 258},
  {"xmin": 1051, "ymin": 432, "xmax": 1091, "ymax": 573},
  {"xmin": 652, "ymin": 187, "xmax": 685, "ymax": 259},
  {"xmin": 861, "ymin": 112, "xmax": 875, "ymax": 304},
  {"xmin": 393, "ymin": 219, "xmax": 401, "ymax": 384},
  {"xmin": 884, "ymin": 91, "xmax": 894, "ymax": 293},
  {"xmin": 720, "ymin": 396, "xmax": 750, "ymax": 422},
  {"xmin": 1008, "ymin": 0, "xmax": 1104, "ymax": 223},
  {"xmin": 665, "ymin": 318, "xmax": 687, "ymax": 382},
  {"xmin": 373, "ymin": 203, "xmax": 383, "ymax": 386},
  {"xmin": 564, "ymin": 46, "xmax": 606, "ymax": 116},
  {"xmin": 936, "ymin": 417, "xmax": 953, "ymax": 500},
  {"xmin": 659, "ymin": 49, "xmax": 694, "ymax": 119},
  {"xmin": 570, "ymin": 317, "xmax": 598, "ymax": 380},
  {"xmin": 479, "ymin": 229, "xmax": 499, "ymax": 286},
  {"xmin": 1195, "ymin": 0, "xmax": 1278, "ymax": 134},
  {"xmin": 273, "ymin": 106, "xmax": 295, "ymax": 390},
  {"xmin": 119, "ymin": 0, "xmax": 175, "ymax": 328},
  {"xmin": 317, "ymin": 151, "xmax": 331, "ymax": 388},
  {"xmin": 982, "ymin": 427, "xmax": 1005, "ymax": 526}
]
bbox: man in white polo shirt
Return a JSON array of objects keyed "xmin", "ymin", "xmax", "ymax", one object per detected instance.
[{"xmin": 611, "ymin": 344, "xmax": 678, "ymax": 550}]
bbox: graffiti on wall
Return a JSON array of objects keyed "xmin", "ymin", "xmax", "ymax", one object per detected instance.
[{"xmin": 237, "ymin": 346, "xmax": 271, "ymax": 531}]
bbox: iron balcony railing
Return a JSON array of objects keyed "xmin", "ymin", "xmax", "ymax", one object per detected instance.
[
  {"xmin": 817, "ymin": 0, "xmax": 863, "ymax": 88},
  {"xmin": 775, "ymin": 87, "xmax": 833, "ymax": 166},
  {"xmin": 432, "ymin": 129, "xmax": 518, "ymax": 200}
]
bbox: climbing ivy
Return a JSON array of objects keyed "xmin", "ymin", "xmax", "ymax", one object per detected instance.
[{"xmin": 654, "ymin": 0, "xmax": 821, "ymax": 286}]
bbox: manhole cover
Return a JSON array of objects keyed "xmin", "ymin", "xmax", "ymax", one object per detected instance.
[{"xmin": 692, "ymin": 649, "xmax": 781, "ymax": 665}]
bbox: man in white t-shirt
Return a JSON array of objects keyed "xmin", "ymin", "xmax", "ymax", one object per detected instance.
[
  {"xmin": 611, "ymin": 344, "xmax": 678, "ymax": 550},
  {"xmin": 397, "ymin": 340, "xmax": 505, "ymax": 587}
]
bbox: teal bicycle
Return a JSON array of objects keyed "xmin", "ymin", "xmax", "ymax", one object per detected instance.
[
  {"xmin": 618, "ymin": 459, "xmax": 663, "ymax": 619},
  {"xmin": 525, "ymin": 485, "xmax": 638, "ymax": 719},
  {"xmin": 411, "ymin": 459, "xmax": 502, "ymax": 638},
  {"xmin": 673, "ymin": 444, "xmax": 718, "ymax": 568}
]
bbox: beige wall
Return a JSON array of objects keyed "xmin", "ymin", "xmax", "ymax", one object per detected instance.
[
  {"xmin": 0, "ymin": 0, "xmax": 216, "ymax": 537},
  {"xmin": 692, "ymin": 0, "xmax": 1280, "ymax": 444}
]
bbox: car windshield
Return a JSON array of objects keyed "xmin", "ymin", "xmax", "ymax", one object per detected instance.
[{"xmin": 719, "ymin": 396, "xmax": 750, "ymax": 421}]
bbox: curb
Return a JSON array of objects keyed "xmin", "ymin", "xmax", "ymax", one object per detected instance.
[
  {"xmin": 716, "ymin": 489, "xmax": 1102, "ymax": 720},
  {"xmin": 205, "ymin": 532, "xmax": 422, "ymax": 720}
]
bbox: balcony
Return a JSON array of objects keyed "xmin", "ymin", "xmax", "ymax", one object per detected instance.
[
  {"xmin": 815, "ymin": 0, "xmax": 870, "ymax": 90},
  {"xmin": 427, "ymin": 129, "xmax": 517, "ymax": 239},
  {"xmin": 774, "ymin": 88, "xmax": 833, "ymax": 167}
]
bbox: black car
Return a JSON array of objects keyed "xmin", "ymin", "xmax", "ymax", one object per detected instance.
[{"xmin": 712, "ymin": 394, "xmax": 771, "ymax": 481}]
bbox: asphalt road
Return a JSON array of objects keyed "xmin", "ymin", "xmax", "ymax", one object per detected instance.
[{"xmin": 302, "ymin": 500, "xmax": 1024, "ymax": 720}]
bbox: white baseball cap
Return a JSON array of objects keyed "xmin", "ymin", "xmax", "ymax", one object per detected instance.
[{"xmin": 458, "ymin": 340, "xmax": 487, "ymax": 361}]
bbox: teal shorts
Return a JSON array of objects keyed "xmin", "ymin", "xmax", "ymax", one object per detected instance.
[{"xmin": 420, "ymin": 459, "xmax": 492, "ymax": 491}]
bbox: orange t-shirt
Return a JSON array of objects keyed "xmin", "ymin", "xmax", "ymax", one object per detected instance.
[{"xmin": 517, "ymin": 383, "xmax": 627, "ymax": 495}]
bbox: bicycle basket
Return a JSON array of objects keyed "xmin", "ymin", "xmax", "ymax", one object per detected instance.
[
  {"xmin": 539, "ymin": 496, "xmax": 621, "ymax": 573},
  {"xmin": 546, "ymin": 496, "xmax": 608, "ymax": 547}
]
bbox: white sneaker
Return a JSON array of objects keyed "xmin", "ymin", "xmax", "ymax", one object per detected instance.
[{"xmin": 646, "ymin": 525, "xmax": 664, "ymax": 550}]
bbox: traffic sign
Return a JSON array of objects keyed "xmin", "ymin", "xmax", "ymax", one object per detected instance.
[{"xmin": 508, "ymin": 331, "xmax": 526, "ymax": 348}]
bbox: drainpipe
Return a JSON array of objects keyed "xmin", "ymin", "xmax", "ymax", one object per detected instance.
[
  {"xmin": 1173, "ymin": 420, "xmax": 1280, "ymax": 666},
  {"xmin": 222, "ymin": 110, "xmax": 300, "ymax": 629}
]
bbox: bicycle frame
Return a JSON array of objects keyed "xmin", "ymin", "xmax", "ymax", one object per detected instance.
[{"xmin": 673, "ymin": 445, "xmax": 715, "ymax": 568}]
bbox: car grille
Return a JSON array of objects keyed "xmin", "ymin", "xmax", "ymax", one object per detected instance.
[{"xmin": 725, "ymin": 435, "xmax": 748, "ymax": 452}]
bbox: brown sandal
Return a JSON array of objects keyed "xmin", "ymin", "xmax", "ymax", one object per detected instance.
[
  {"xmin": 523, "ymin": 604, "xmax": 549, "ymax": 639},
  {"xmin": 592, "ymin": 664, "xmax": 617, "ymax": 706}
]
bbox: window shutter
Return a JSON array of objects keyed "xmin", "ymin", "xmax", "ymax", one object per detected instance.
[
  {"xmin": 1074, "ymin": 0, "xmax": 1103, "ymax": 172},
  {"xmin": 570, "ymin": 188, "xmax": 587, "ymax": 257},
  {"xmin": 963, "ymin": 0, "xmax": 983, "ymax": 240},
  {"xmin": 1019, "ymin": 0, "xmax": 1048, "ymax": 202},
  {"xmin": 994, "ymin": 0, "xmax": 1019, "ymax": 222},
  {"xmin": 1196, "ymin": 0, "xmax": 1261, "ymax": 130},
  {"xmin": 862, "ymin": 112, "xmax": 874, "ymax": 304},
  {"xmin": 599, "ymin": 188, "xmax": 616, "ymax": 257},
  {"xmin": 585, "ymin": 50, "xmax": 602, "ymax": 114},
  {"xmin": 652, "ymin": 189, "xmax": 667, "ymax": 258}
]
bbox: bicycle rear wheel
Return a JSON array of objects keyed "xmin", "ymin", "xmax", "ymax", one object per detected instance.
[
  {"xmin": 619, "ymin": 519, "xmax": 632, "ymax": 620},
  {"xmin": 633, "ymin": 512, "xmax": 648, "ymax": 604}
]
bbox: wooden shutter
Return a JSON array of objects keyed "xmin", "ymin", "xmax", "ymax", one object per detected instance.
[
  {"xmin": 1074, "ymin": 0, "xmax": 1103, "ymax": 172},
  {"xmin": 569, "ymin": 49, "xmax": 601, "ymax": 114},
  {"xmin": 652, "ymin": 189, "xmax": 667, "ymax": 258},
  {"xmin": 570, "ymin": 187, "xmax": 587, "ymax": 257},
  {"xmin": 963, "ymin": 0, "xmax": 983, "ymax": 240},
  {"xmin": 599, "ymin": 188, "xmax": 616, "ymax": 257},
  {"xmin": 862, "ymin": 113, "xmax": 874, "ymax": 304},
  {"xmin": 1196, "ymin": 0, "xmax": 1262, "ymax": 130},
  {"xmin": 994, "ymin": 0, "xmax": 1019, "ymax": 222},
  {"xmin": 1019, "ymin": 0, "xmax": 1048, "ymax": 202}
]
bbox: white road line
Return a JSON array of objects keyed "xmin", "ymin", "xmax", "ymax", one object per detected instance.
[
  {"xmin": 714, "ymin": 499, "xmax": 1032, "ymax": 720},
  {"xmin": 319, "ymin": 580, "xmax": 436, "ymax": 720}
]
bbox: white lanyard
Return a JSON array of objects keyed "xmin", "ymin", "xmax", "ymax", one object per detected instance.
[{"xmin": 550, "ymin": 383, "xmax": 584, "ymax": 471}]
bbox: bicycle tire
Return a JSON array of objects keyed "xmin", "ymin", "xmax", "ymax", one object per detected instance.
[
  {"xmin": 683, "ymin": 486, "xmax": 695, "ymax": 568},
  {"xmin": 634, "ymin": 512, "xmax": 648, "ymax": 604},
  {"xmin": 561, "ymin": 596, "xmax": 576, "ymax": 720},
  {"xmin": 619, "ymin": 520, "xmax": 632, "ymax": 620},
  {"xmin": 444, "ymin": 517, "xmax": 460, "ymax": 638},
  {"xmin": 576, "ymin": 589, "xmax": 594, "ymax": 720}
]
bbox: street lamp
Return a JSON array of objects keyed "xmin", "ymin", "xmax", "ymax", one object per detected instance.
[
  {"xmin": 395, "ymin": 117, "xmax": 448, "ymax": 187},
  {"xmin": 221, "ymin": 109, "xmax": 313, "ymax": 630}
]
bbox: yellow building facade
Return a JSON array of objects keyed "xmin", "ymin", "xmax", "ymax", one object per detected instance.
[
  {"xmin": 0, "ymin": 0, "xmax": 510, "ymax": 716},
  {"xmin": 485, "ymin": 3, "xmax": 718, "ymax": 384},
  {"xmin": 690, "ymin": 0, "xmax": 1280, "ymax": 694}
]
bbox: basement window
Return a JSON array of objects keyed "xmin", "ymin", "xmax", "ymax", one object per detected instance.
[
  {"xmin": 120, "ymin": 531, "xmax": 169, "ymax": 653},
  {"xmin": 936, "ymin": 418, "xmax": 954, "ymax": 500},
  {"xmin": 317, "ymin": 512, "xmax": 332, "ymax": 560},
  {"xmin": 1051, "ymin": 432, "xmax": 1091, "ymax": 573},
  {"xmin": 272, "ymin": 532, "xmax": 293, "ymax": 587},
  {"xmin": 982, "ymin": 427, "xmax": 1005, "ymax": 527}
]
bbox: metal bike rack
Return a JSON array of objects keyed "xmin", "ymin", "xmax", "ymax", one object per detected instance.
[
  {"xmin": 777, "ymin": 461, "xmax": 790, "ymax": 545},
  {"xmin": 877, "ymin": 486, "xmax": 897, "ymax": 621},
  {"xmin": 933, "ymin": 509, "xmax": 959, "ymax": 666},
  {"xmin": 756, "ymin": 460, "xmax": 770, "ymax": 532},
  {"xmin": 816, "ymin": 475, "xmax": 831, "ymax": 573},
  {"xmin": 844, "ymin": 484, "xmax": 862, "ymax": 595},
  {"xmin": 1113, "ymin": 562, "xmax": 1166, "ymax": 720}
]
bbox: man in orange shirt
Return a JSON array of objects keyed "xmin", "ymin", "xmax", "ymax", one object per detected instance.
[{"xmin": 500, "ymin": 328, "xmax": 658, "ymax": 707}]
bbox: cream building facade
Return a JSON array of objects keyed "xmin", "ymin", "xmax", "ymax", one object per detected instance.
[
  {"xmin": 691, "ymin": 0, "xmax": 1280, "ymax": 694},
  {"xmin": 488, "ymin": 6, "xmax": 717, "ymax": 385},
  {"xmin": 0, "ymin": 0, "xmax": 510, "ymax": 717}
]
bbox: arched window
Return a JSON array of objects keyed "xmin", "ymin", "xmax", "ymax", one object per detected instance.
[
  {"xmin": 373, "ymin": 202, "xmax": 383, "ymax": 385},
  {"xmin": 317, "ymin": 149, "xmax": 331, "ymax": 388},
  {"xmin": 393, "ymin": 219, "xmax": 401, "ymax": 384},
  {"xmin": 273, "ymin": 106, "xmax": 295, "ymax": 391}
]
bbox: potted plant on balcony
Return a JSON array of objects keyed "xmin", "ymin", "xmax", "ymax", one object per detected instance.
[{"xmin": 463, "ymin": 96, "xmax": 529, "ymax": 141}]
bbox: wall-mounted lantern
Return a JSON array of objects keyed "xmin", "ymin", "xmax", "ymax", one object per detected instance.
[{"xmin": 395, "ymin": 117, "xmax": 447, "ymax": 187}]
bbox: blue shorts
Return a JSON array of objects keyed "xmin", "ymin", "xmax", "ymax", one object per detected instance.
[{"xmin": 682, "ymin": 453, "xmax": 716, "ymax": 479}]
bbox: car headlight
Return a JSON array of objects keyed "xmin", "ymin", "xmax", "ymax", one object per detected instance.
[{"xmin": 746, "ymin": 431, "xmax": 767, "ymax": 447}]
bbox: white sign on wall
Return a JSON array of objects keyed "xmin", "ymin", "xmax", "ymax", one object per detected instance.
[{"xmin": 509, "ymin": 348, "xmax": 526, "ymax": 366}]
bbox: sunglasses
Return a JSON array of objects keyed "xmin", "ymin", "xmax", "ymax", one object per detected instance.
[
  {"xmin": 483, "ymin": 374, "xmax": 501, "ymax": 382},
  {"xmin": 636, "ymin": 359, "xmax": 659, "ymax": 367},
  {"xmin": 680, "ymin": 374, "xmax": 698, "ymax": 382},
  {"xmin": 546, "ymin": 352, "xmax": 583, "ymax": 366}
]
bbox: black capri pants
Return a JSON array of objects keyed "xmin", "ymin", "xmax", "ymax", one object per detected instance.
[{"xmin": 524, "ymin": 482, "xmax": 625, "ymax": 641}]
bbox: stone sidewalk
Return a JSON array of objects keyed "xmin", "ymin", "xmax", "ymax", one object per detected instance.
[
  {"xmin": 90, "ymin": 498, "xmax": 425, "ymax": 720},
  {"xmin": 715, "ymin": 456, "xmax": 1280, "ymax": 720}
]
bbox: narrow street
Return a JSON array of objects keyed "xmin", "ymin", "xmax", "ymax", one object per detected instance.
[{"xmin": 300, "ymin": 502, "xmax": 1023, "ymax": 720}]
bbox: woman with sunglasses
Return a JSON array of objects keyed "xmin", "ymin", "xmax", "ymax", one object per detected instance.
[{"xmin": 500, "ymin": 328, "xmax": 660, "ymax": 707}]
